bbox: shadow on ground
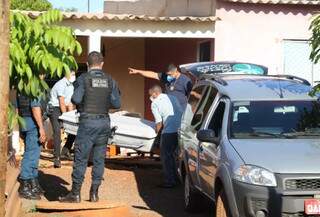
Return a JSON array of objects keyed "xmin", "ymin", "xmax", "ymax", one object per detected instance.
[
  {"xmin": 105, "ymin": 158, "xmax": 214, "ymax": 217},
  {"xmin": 38, "ymin": 171, "xmax": 70, "ymax": 201}
]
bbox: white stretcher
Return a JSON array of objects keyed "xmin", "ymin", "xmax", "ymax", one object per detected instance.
[{"xmin": 59, "ymin": 111, "xmax": 158, "ymax": 153}]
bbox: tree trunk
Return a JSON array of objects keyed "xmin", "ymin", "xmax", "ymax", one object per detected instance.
[{"xmin": 0, "ymin": 0, "xmax": 10, "ymax": 216}]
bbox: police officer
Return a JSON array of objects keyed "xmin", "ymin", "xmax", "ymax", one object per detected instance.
[
  {"xmin": 48, "ymin": 71, "xmax": 76, "ymax": 168},
  {"xmin": 17, "ymin": 93, "xmax": 46, "ymax": 200},
  {"xmin": 59, "ymin": 51, "xmax": 121, "ymax": 203}
]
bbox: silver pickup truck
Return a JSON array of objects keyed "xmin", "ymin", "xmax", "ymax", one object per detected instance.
[{"xmin": 178, "ymin": 73, "xmax": 320, "ymax": 217}]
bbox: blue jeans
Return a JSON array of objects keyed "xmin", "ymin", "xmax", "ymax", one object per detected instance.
[
  {"xmin": 72, "ymin": 117, "xmax": 110, "ymax": 186},
  {"xmin": 160, "ymin": 133, "xmax": 179, "ymax": 185},
  {"xmin": 19, "ymin": 117, "xmax": 41, "ymax": 180}
]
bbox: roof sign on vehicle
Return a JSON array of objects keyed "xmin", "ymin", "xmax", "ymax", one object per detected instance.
[
  {"xmin": 232, "ymin": 63, "xmax": 265, "ymax": 75},
  {"xmin": 180, "ymin": 62, "xmax": 268, "ymax": 77}
]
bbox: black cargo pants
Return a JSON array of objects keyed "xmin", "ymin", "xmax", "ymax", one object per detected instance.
[{"xmin": 72, "ymin": 116, "xmax": 110, "ymax": 186}]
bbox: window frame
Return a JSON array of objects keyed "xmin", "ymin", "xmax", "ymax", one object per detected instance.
[
  {"xmin": 203, "ymin": 97, "xmax": 231, "ymax": 141},
  {"xmin": 191, "ymin": 84, "xmax": 218, "ymax": 131},
  {"xmin": 207, "ymin": 101, "xmax": 226, "ymax": 138},
  {"xmin": 197, "ymin": 39, "xmax": 214, "ymax": 62}
]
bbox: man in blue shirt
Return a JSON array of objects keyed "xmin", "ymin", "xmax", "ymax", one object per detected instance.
[
  {"xmin": 17, "ymin": 93, "xmax": 46, "ymax": 200},
  {"xmin": 129, "ymin": 64, "xmax": 193, "ymax": 109},
  {"xmin": 48, "ymin": 71, "xmax": 76, "ymax": 168},
  {"xmin": 149, "ymin": 85, "xmax": 183, "ymax": 188},
  {"xmin": 59, "ymin": 51, "xmax": 121, "ymax": 203}
]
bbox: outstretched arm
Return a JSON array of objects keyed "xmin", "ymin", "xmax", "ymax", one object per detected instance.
[{"xmin": 128, "ymin": 68, "xmax": 159, "ymax": 80}]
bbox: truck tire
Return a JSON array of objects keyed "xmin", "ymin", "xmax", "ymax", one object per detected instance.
[
  {"xmin": 184, "ymin": 174, "xmax": 201, "ymax": 212},
  {"xmin": 216, "ymin": 189, "xmax": 231, "ymax": 217}
]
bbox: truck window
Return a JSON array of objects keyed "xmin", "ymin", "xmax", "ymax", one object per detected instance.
[
  {"xmin": 188, "ymin": 86, "xmax": 206, "ymax": 114},
  {"xmin": 231, "ymin": 100, "xmax": 320, "ymax": 138},
  {"xmin": 191, "ymin": 87, "xmax": 218, "ymax": 131},
  {"xmin": 208, "ymin": 102, "xmax": 226, "ymax": 138}
]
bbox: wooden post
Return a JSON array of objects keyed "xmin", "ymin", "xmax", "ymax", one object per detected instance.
[{"xmin": 0, "ymin": 0, "xmax": 10, "ymax": 216}]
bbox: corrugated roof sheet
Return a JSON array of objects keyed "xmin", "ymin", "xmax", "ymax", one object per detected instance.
[
  {"xmin": 23, "ymin": 11, "xmax": 219, "ymax": 22},
  {"xmin": 223, "ymin": 0, "xmax": 320, "ymax": 4}
]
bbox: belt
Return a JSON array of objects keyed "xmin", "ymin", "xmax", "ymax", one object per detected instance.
[{"xmin": 80, "ymin": 114, "xmax": 108, "ymax": 120}]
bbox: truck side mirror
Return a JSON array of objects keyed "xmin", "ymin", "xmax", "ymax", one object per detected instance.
[{"xmin": 197, "ymin": 129, "xmax": 217, "ymax": 143}]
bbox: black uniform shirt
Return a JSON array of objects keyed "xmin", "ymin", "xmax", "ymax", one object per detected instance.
[{"xmin": 72, "ymin": 71, "xmax": 121, "ymax": 110}]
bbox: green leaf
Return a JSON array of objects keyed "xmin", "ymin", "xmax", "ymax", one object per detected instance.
[
  {"xmin": 24, "ymin": 82, "xmax": 30, "ymax": 95},
  {"xmin": 10, "ymin": 9, "xmax": 79, "ymax": 100},
  {"xmin": 42, "ymin": 55, "xmax": 48, "ymax": 70},
  {"xmin": 26, "ymin": 66, "xmax": 32, "ymax": 79},
  {"xmin": 17, "ymin": 116, "xmax": 26, "ymax": 129},
  {"xmin": 18, "ymin": 79, "xmax": 23, "ymax": 91},
  {"xmin": 63, "ymin": 63, "xmax": 70, "ymax": 76},
  {"xmin": 57, "ymin": 64, "xmax": 62, "ymax": 77},
  {"xmin": 9, "ymin": 61, "xmax": 13, "ymax": 76},
  {"xmin": 40, "ymin": 79, "xmax": 49, "ymax": 90},
  {"xmin": 31, "ymin": 79, "xmax": 37, "ymax": 97},
  {"xmin": 75, "ymin": 41, "xmax": 82, "ymax": 55}
]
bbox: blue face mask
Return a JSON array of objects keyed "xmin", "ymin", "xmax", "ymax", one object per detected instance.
[{"xmin": 167, "ymin": 75, "xmax": 176, "ymax": 83}]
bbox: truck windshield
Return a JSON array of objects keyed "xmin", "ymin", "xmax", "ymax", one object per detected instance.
[{"xmin": 231, "ymin": 100, "xmax": 320, "ymax": 139}]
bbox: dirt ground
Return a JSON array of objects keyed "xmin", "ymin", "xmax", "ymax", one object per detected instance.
[{"xmin": 22, "ymin": 156, "xmax": 214, "ymax": 217}]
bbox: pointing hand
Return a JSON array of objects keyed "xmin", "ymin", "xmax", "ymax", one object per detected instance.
[{"xmin": 128, "ymin": 68, "xmax": 138, "ymax": 75}]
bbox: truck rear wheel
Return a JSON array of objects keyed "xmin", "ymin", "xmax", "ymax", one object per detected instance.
[{"xmin": 216, "ymin": 189, "xmax": 230, "ymax": 217}]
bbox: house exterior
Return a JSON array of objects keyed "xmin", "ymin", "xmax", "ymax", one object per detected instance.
[
  {"xmin": 26, "ymin": 1, "xmax": 320, "ymax": 119},
  {"xmin": 214, "ymin": 1, "xmax": 320, "ymax": 84},
  {"xmin": 105, "ymin": 0, "xmax": 320, "ymax": 82},
  {"xmin": 104, "ymin": 0, "xmax": 320, "ymax": 117},
  {"xmin": 26, "ymin": 8, "xmax": 218, "ymax": 119}
]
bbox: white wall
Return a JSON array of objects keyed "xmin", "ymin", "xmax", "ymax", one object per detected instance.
[{"xmin": 214, "ymin": 3, "xmax": 320, "ymax": 76}]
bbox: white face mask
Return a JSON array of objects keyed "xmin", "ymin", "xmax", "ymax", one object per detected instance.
[
  {"xmin": 149, "ymin": 96, "xmax": 155, "ymax": 102},
  {"xmin": 69, "ymin": 75, "xmax": 76, "ymax": 83}
]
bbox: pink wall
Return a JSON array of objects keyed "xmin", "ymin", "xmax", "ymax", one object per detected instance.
[{"xmin": 214, "ymin": 2, "xmax": 320, "ymax": 74}]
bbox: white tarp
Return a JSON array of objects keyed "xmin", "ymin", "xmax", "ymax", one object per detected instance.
[{"xmin": 59, "ymin": 111, "xmax": 157, "ymax": 153}]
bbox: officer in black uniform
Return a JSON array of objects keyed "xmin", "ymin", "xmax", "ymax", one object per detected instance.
[
  {"xmin": 59, "ymin": 51, "xmax": 121, "ymax": 203},
  {"xmin": 17, "ymin": 93, "xmax": 46, "ymax": 200}
]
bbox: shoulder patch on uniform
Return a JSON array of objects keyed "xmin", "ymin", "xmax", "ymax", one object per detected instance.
[{"xmin": 92, "ymin": 78, "xmax": 108, "ymax": 88}]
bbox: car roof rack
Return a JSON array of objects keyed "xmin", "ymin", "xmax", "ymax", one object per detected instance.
[
  {"xmin": 199, "ymin": 73, "xmax": 311, "ymax": 87},
  {"xmin": 199, "ymin": 74, "xmax": 228, "ymax": 86},
  {"xmin": 271, "ymin": 75, "xmax": 311, "ymax": 86}
]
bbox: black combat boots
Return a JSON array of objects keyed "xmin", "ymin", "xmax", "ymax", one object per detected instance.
[
  {"xmin": 18, "ymin": 179, "xmax": 41, "ymax": 200},
  {"xmin": 29, "ymin": 178, "xmax": 45, "ymax": 196},
  {"xmin": 59, "ymin": 183, "xmax": 81, "ymax": 203},
  {"xmin": 89, "ymin": 184, "xmax": 100, "ymax": 202}
]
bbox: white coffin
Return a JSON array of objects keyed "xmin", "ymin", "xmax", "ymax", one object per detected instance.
[{"xmin": 59, "ymin": 111, "xmax": 157, "ymax": 153}]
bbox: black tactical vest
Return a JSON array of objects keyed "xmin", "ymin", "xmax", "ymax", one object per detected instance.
[
  {"xmin": 17, "ymin": 93, "xmax": 32, "ymax": 117},
  {"xmin": 82, "ymin": 70, "xmax": 112, "ymax": 114}
]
